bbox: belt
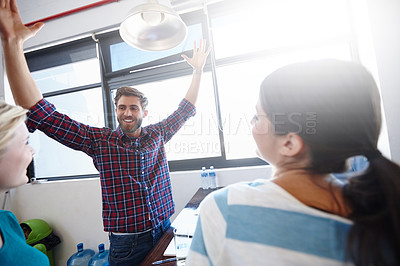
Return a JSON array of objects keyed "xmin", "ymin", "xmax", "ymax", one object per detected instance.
[
  {"xmin": 111, "ymin": 228, "xmax": 152, "ymax": 236},
  {"xmin": 110, "ymin": 219, "xmax": 170, "ymax": 236}
]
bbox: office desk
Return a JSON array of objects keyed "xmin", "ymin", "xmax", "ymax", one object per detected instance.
[{"xmin": 140, "ymin": 188, "xmax": 219, "ymax": 266}]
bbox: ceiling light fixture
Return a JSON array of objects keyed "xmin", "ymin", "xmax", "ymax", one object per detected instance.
[{"xmin": 119, "ymin": 0, "xmax": 187, "ymax": 51}]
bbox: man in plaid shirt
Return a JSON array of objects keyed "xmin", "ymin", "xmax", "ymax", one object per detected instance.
[{"xmin": 0, "ymin": 1, "xmax": 211, "ymax": 265}]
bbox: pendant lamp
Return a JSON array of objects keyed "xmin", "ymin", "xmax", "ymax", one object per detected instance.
[{"xmin": 119, "ymin": 0, "xmax": 187, "ymax": 51}]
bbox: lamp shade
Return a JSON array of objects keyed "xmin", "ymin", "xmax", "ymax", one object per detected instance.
[{"xmin": 119, "ymin": 1, "xmax": 187, "ymax": 51}]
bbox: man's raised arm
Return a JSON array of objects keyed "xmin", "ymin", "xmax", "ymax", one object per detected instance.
[
  {"xmin": 0, "ymin": 0, "xmax": 44, "ymax": 108},
  {"xmin": 181, "ymin": 39, "xmax": 211, "ymax": 106}
]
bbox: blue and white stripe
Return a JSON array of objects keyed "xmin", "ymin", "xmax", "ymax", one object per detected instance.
[{"xmin": 186, "ymin": 180, "xmax": 353, "ymax": 266}]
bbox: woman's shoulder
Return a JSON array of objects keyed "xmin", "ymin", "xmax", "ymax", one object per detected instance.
[
  {"xmin": 0, "ymin": 210, "xmax": 50, "ymax": 266},
  {"xmin": 0, "ymin": 210, "xmax": 15, "ymax": 217},
  {"xmin": 0, "ymin": 210, "xmax": 18, "ymax": 225},
  {"xmin": 0, "ymin": 210, "xmax": 24, "ymax": 234}
]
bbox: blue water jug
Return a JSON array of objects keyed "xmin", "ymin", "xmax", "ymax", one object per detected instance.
[
  {"xmin": 89, "ymin": 243, "xmax": 109, "ymax": 266},
  {"xmin": 67, "ymin": 243, "xmax": 95, "ymax": 266}
]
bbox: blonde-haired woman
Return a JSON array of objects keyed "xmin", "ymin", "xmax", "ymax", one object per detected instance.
[{"xmin": 0, "ymin": 101, "xmax": 49, "ymax": 265}]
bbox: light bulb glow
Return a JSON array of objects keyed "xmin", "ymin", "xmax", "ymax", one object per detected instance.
[{"xmin": 141, "ymin": 12, "xmax": 165, "ymax": 26}]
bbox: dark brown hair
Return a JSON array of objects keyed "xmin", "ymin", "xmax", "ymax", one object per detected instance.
[
  {"xmin": 114, "ymin": 86, "xmax": 148, "ymax": 109},
  {"xmin": 259, "ymin": 59, "xmax": 400, "ymax": 265}
]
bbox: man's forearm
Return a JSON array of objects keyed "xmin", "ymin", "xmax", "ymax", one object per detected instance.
[
  {"xmin": 184, "ymin": 71, "xmax": 203, "ymax": 106},
  {"xmin": 2, "ymin": 38, "xmax": 43, "ymax": 109}
]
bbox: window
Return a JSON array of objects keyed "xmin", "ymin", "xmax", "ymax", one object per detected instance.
[
  {"xmin": 26, "ymin": 37, "xmax": 103, "ymax": 180},
  {"xmin": 31, "ymin": 88, "xmax": 104, "ymax": 179},
  {"xmin": 25, "ymin": 0, "xmax": 359, "ymax": 179},
  {"xmin": 211, "ymin": 0, "xmax": 352, "ymax": 59},
  {"xmin": 211, "ymin": 0, "xmax": 354, "ymax": 160},
  {"xmin": 32, "ymin": 59, "xmax": 100, "ymax": 94}
]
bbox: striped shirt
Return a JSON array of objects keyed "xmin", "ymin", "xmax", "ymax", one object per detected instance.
[
  {"xmin": 27, "ymin": 98, "xmax": 196, "ymax": 233},
  {"xmin": 186, "ymin": 179, "xmax": 354, "ymax": 266}
]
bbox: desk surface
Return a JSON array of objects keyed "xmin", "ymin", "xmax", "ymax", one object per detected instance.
[{"xmin": 140, "ymin": 188, "xmax": 219, "ymax": 266}]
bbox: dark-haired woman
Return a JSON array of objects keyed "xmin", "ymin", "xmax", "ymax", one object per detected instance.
[{"xmin": 186, "ymin": 59, "xmax": 399, "ymax": 266}]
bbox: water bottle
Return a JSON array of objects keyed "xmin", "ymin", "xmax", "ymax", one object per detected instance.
[
  {"xmin": 209, "ymin": 166, "xmax": 217, "ymax": 189},
  {"xmin": 89, "ymin": 243, "xmax": 109, "ymax": 266},
  {"xmin": 201, "ymin": 167, "xmax": 209, "ymax": 189},
  {"xmin": 67, "ymin": 243, "xmax": 95, "ymax": 266}
]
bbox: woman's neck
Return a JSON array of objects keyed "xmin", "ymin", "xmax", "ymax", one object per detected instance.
[{"xmin": 271, "ymin": 168, "xmax": 350, "ymax": 217}]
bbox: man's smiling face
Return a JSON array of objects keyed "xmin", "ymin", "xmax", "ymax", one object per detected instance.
[{"xmin": 116, "ymin": 95, "xmax": 148, "ymax": 137}]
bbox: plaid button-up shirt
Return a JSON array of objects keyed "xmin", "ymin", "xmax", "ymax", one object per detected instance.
[{"xmin": 27, "ymin": 98, "xmax": 196, "ymax": 233}]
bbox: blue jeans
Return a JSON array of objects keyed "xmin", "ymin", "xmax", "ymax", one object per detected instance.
[{"xmin": 108, "ymin": 219, "xmax": 171, "ymax": 266}]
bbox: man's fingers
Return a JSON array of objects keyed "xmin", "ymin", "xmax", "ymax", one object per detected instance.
[
  {"xmin": 193, "ymin": 40, "xmax": 197, "ymax": 54},
  {"xmin": 10, "ymin": 0, "xmax": 19, "ymax": 13},
  {"xmin": 201, "ymin": 39, "xmax": 206, "ymax": 52},
  {"xmin": 30, "ymin": 22, "xmax": 44, "ymax": 36},
  {"xmin": 181, "ymin": 54, "xmax": 189, "ymax": 61},
  {"xmin": 205, "ymin": 45, "xmax": 212, "ymax": 56}
]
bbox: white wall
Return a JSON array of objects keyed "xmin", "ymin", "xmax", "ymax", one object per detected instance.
[
  {"xmin": 18, "ymin": 0, "xmax": 173, "ymax": 51},
  {"xmin": 19, "ymin": 0, "xmax": 137, "ymax": 50},
  {"xmin": 365, "ymin": 0, "xmax": 400, "ymax": 163},
  {"xmin": 4, "ymin": 165, "xmax": 272, "ymax": 265}
]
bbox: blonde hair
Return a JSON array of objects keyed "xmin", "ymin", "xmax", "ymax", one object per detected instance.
[{"xmin": 0, "ymin": 101, "xmax": 28, "ymax": 156}]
